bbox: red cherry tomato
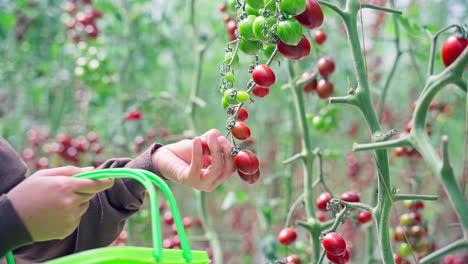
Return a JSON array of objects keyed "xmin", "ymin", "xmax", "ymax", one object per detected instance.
[
  {"xmin": 163, "ymin": 211, "xmax": 174, "ymax": 225},
  {"xmin": 183, "ymin": 217, "xmax": 193, "ymax": 228},
  {"xmin": 252, "ymin": 85, "xmax": 270, "ymax": 98},
  {"xmin": 316, "ymin": 211, "xmax": 327, "ymax": 222},
  {"xmin": 232, "ymin": 122, "xmax": 251, "ymax": 140},
  {"xmin": 394, "ymin": 147, "xmax": 406, "ymax": 157},
  {"xmin": 326, "ymin": 249, "xmax": 350, "ymax": 263},
  {"xmin": 316, "ymin": 192, "xmax": 332, "ymax": 211},
  {"xmin": 394, "ymin": 253, "xmax": 403, "ymax": 264},
  {"xmin": 294, "ymin": 0, "xmax": 324, "ymax": 30},
  {"xmin": 238, "ymin": 169, "xmax": 260, "ymax": 184},
  {"xmin": 234, "ymin": 150, "xmax": 259, "ymax": 175},
  {"xmin": 393, "ymin": 226, "xmax": 406, "ymax": 242},
  {"xmin": 322, "ymin": 232, "xmax": 346, "ymax": 256},
  {"xmin": 316, "ymin": 79, "xmax": 334, "ymax": 99},
  {"xmin": 218, "ymin": 3, "xmax": 227, "ymax": 12},
  {"xmin": 357, "ymin": 210, "xmax": 372, "ymax": 224},
  {"xmin": 286, "ymin": 254, "xmax": 301, "ymax": 264},
  {"xmin": 252, "ymin": 64, "xmax": 276, "ymax": 87},
  {"xmin": 233, "ymin": 107, "xmax": 249, "ymax": 122},
  {"xmin": 300, "ymin": 72, "xmax": 317, "ymax": 93},
  {"xmin": 278, "ymin": 35, "xmax": 311, "ymax": 60},
  {"xmin": 314, "ymin": 30, "xmax": 327, "ymax": 45},
  {"xmin": 441, "ymin": 34, "xmax": 468, "ymax": 67},
  {"xmin": 278, "ymin": 227, "xmax": 297, "ymax": 246},
  {"xmin": 340, "ymin": 191, "xmax": 360, "ymax": 203},
  {"xmin": 226, "ymin": 21, "xmax": 238, "ymax": 40},
  {"xmin": 414, "ymin": 200, "xmax": 424, "ymax": 210},
  {"xmin": 200, "ymin": 137, "xmax": 210, "ymax": 155},
  {"xmin": 317, "ymin": 56, "xmax": 335, "ymax": 77}
]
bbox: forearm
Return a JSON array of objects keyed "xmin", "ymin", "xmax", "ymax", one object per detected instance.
[{"xmin": 0, "ymin": 195, "xmax": 32, "ymax": 258}]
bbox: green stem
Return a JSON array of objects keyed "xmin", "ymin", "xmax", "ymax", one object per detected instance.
[
  {"xmin": 285, "ymin": 194, "xmax": 304, "ymax": 227},
  {"xmin": 419, "ymin": 239, "xmax": 468, "ymax": 264},
  {"xmin": 195, "ymin": 191, "xmax": 223, "ymax": 263},
  {"xmin": 426, "ymin": 24, "xmax": 463, "ymax": 77},
  {"xmin": 360, "ymin": 3, "xmax": 402, "ymax": 14},
  {"xmin": 394, "ymin": 194, "xmax": 438, "ymax": 201}
]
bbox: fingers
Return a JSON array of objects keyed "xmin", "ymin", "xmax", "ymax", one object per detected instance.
[
  {"xmin": 201, "ymin": 129, "xmax": 222, "ymax": 139},
  {"xmin": 77, "ymin": 201, "xmax": 90, "ymax": 216},
  {"xmin": 71, "ymin": 177, "xmax": 115, "ymax": 194},
  {"xmin": 34, "ymin": 166, "xmax": 94, "ymax": 177},
  {"xmin": 209, "ymin": 136, "xmax": 236, "ymax": 190},
  {"xmin": 187, "ymin": 137, "xmax": 203, "ymax": 182},
  {"xmin": 201, "ymin": 132, "xmax": 224, "ymax": 181}
]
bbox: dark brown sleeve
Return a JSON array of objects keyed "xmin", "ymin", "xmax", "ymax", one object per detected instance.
[{"xmin": 4, "ymin": 140, "xmax": 164, "ymax": 262}]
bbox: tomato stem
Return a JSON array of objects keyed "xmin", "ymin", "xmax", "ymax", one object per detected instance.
[{"xmin": 419, "ymin": 239, "xmax": 468, "ymax": 264}]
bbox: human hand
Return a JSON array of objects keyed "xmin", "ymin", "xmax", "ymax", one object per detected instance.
[
  {"xmin": 152, "ymin": 129, "xmax": 236, "ymax": 192},
  {"xmin": 7, "ymin": 166, "xmax": 114, "ymax": 242}
]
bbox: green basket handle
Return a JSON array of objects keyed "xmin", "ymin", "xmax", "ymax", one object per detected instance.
[{"xmin": 6, "ymin": 168, "xmax": 193, "ymax": 264}]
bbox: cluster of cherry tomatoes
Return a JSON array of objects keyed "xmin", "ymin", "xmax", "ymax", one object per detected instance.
[
  {"xmin": 73, "ymin": 42, "xmax": 106, "ymax": 80},
  {"xmin": 22, "ymin": 128, "xmax": 104, "ymax": 170},
  {"xmin": 322, "ymin": 232, "xmax": 351, "ymax": 264},
  {"xmin": 394, "ymin": 120, "xmax": 432, "ymax": 159},
  {"xmin": 299, "ymin": 54, "xmax": 336, "ymax": 100},
  {"xmin": 217, "ymin": 0, "xmax": 326, "ymax": 184},
  {"xmin": 392, "ymin": 200, "xmax": 432, "ymax": 263},
  {"xmin": 306, "ymin": 105, "xmax": 339, "ymax": 133},
  {"xmin": 63, "ymin": 0, "xmax": 102, "ymax": 43},
  {"xmin": 315, "ymin": 191, "xmax": 368, "ymax": 225},
  {"xmin": 159, "ymin": 203, "xmax": 199, "ymax": 249}
]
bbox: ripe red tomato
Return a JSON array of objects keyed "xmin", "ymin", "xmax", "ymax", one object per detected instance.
[
  {"xmin": 316, "ymin": 79, "xmax": 334, "ymax": 99},
  {"xmin": 226, "ymin": 21, "xmax": 238, "ymax": 40},
  {"xmin": 278, "ymin": 227, "xmax": 297, "ymax": 246},
  {"xmin": 326, "ymin": 248, "xmax": 350, "ymax": 263},
  {"xmin": 76, "ymin": 12, "xmax": 93, "ymax": 25},
  {"xmin": 408, "ymin": 212, "xmax": 422, "ymax": 224},
  {"xmin": 183, "ymin": 217, "xmax": 193, "ymax": 228},
  {"xmin": 314, "ymin": 30, "xmax": 327, "ymax": 45},
  {"xmin": 317, "ymin": 57, "xmax": 335, "ymax": 77},
  {"xmin": 163, "ymin": 212, "xmax": 174, "ymax": 225},
  {"xmin": 233, "ymin": 107, "xmax": 249, "ymax": 122},
  {"xmin": 316, "ymin": 211, "xmax": 327, "ymax": 222},
  {"xmin": 414, "ymin": 200, "xmax": 424, "ymax": 210},
  {"xmin": 322, "ymin": 232, "xmax": 346, "ymax": 256},
  {"xmin": 126, "ymin": 109, "xmax": 142, "ymax": 121},
  {"xmin": 218, "ymin": 3, "xmax": 227, "ymax": 12},
  {"xmin": 85, "ymin": 24, "xmax": 99, "ymax": 38},
  {"xmin": 316, "ymin": 192, "xmax": 332, "ymax": 211},
  {"xmin": 394, "ymin": 147, "xmax": 406, "ymax": 157},
  {"xmin": 232, "ymin": 122, "xmax": 251, "ymax": 140},
  {"xmin": 293, "ymin": 0, "xmax": 324, "ymax": 30},
  {"xmin": 300, "ymin": 72, "xmax": 317, "ymax": 93},
  {"xmin": 286, "ymin": 254, "xmax": 301, "ymax": 264},
  {"xmin": 393, "ymin": 253, "xmax": 403, "ymax": 264},
  {"xmin": 85, "ymin": 6, "xmax": 102, "ymax": 19},
  {"xmin": 234, "ymin": 150, "xmax": 259, "ymax": 175},
  {"xmin": 238, "ymin": 169, "xmax": 260, "ymax": 184},
  {"xmin": 393, "ymin": 226, "xmax": 406, "ymax": 241},
  {"xmin": 278, "ymin": 35, "xmax": 311, "ymax": 60},
  {"xmin": 357, "ymin": 210, "xmax": 372, "ymax": 224},
  {"xmin": 409, "ymin": 225, "xmax": 426, "ymax": 238},
  {"xmin": 252, "ymin": 64, "xmax": 276, "ymax": 87},
  {"xmin": 252, "ymin": 86, "xmax": 270, "ymax": 98},
  {"xmin": 340, "ymin": 191, "xmax": 360, "ymax": 203},
  {"xmin": 200, "ymin": 137, "xmax": 210, "ymax": 155},
  {"xmin": 441, "ymin": 34, "xmax": 468, "ymax": 67}
]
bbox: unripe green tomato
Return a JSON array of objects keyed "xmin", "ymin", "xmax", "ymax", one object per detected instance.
[
  {"xmin": 262, "ymin": 45, "xmax": 282, "ymax": 61},
  {"xmin": 239, "ymin": 38, "xmax": 262, "ymax": 55},
  {"xmin": 253, "ymin": 16, "xmax": 276, "ymax": 42},
  {"xmin": 222, "ymin": 98, "xmax": 230, "ymax": 110},
  {"xmin": 245, "ymin": 4, "xmax": 260, "ymax": 16},
  {"xmin": 263, "ymin": 0, "xmax": 276, "ymax": 12},
  {"xmin": 246, "ymin": 0, "xmax": 264, "ymax": 9},
  {"xmin": 312, "ymin": 116, "xmax": 325, "ymax": 130},
  {"xmin": 227, "ymin": 0, "xmax": 237, "ymax": 11},
  {"xmin": 220, "ymin": 88, "xmax": 227, "ymax": 96},
  {"xmin": 236, "ymin": 91, "xmax": 250, "ymax": 103},
  {"xmin": 224, "ymin": 51, "xmax": 239, "ymax": 65},
  {"xmin": 224, "ymin": 89, "xmax": 239, "ymax": 104},
  {"xmin": 404, "ymin": 200, "xmax": 415, "ymax": 208},
  {"xmin": 323, "ymin": 115, "xmax": 336, "ymax": 132},
  {"xmin": 306, "ymin": 113, "xmax": 314, "ymax": 123},
  {"xmin": 225, "ymin": 72, "xmax": 236, "ymax": 84},
  {"xmin": 238, "ymin": 15, "xmax": 257, "ymax": 40},
  {"xmin": 277, "ymin": 19, "xmax": 303, "ymax": 46},
  {"xmin": 323, "ymin": 149, "xmax": 341, "ymax": 159},
  {"xmin": 398, "ymin": 243, "xmax": 411, "ymax": 258},
  {"xmin": 323, "ymin": 105, "xmax": 339, "ymax": 117},
  {"xmin": 279, "ymin": 0, "xmax": 306, "ymax": 16}
]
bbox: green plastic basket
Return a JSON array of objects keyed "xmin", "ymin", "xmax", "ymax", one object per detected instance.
[{"xmin": 6, "ymin": 169, "xmax": 210, "ymax": 264}]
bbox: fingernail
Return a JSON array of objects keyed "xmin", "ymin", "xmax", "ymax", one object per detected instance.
[{"xmin": 218, "ymin": 136, "xmax": 229, "ymax": 145}]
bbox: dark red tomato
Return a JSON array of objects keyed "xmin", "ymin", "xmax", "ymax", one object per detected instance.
[
  {"xmin": 35, "ymin": 157, "xmax": 49, "ymax": 169},
  {"xmin": 316, "ymin": 211, "xmax": 327, "ymax": 222},
  {"xmin": 343, "ymin": 249, "xmax": 350, "ymax": 262},
  {"xmin": 278, "ymin": 35, "xmax": 311, "ymax": 60},
  {"xmin": 233, "ymin": 107, "xmax": 249, "ymax": 122},
  {"xmin": 85, "ymin": 24, "xmax": 99, "ymax": 38},
  {"xmin": 163, "ymin": 238, "xmax": 174, "ymax": 249},
  {"xmin": 294, "ymin": 0, "xmax": 323, "ymax": 29},
  {"xmin": 316, "ymin": 79, "xmax": 334, "ymax": 99},
  {"xmin": 252, "ymin": 65, "xmax": 276, "ymax": 87},
  {"xmin": 357, "ymin": 210, "xmax": 372, "ymax": 224},
  {"xmin": 441, "ymin": 34, "xmax": 468, "ymax": 67},
  {"xmin": 200, "ymin": 137, "xmax": 210, "ymax": 155},
  {"xmin": 393, "ymin": 226, "xmax": 405, "ymax": 241},
  {"xmin": 409, "ymin": 225, "xmax": 426, "ymax": 238},
  {"xmin": 414, "ymin": 200, "xmax": 424, "ymax": 210},
  {"xmin": 408, "ymin": 212, "xmax": 422, "ymax": 224},
  {"xmin": 300, "ymin": 72, "xmax": 317, "ymax": 93},
  {"xmin": 172, "ymin": 235, "xmax": 181, "ymax": 248},
  {"xmin": 394, "ymin": 147, "xmax": 406, "ymax": 157},
  {"xmin": 252, "ymin": 86, "xmax": 270, "ymax": 98},
  {"xmin": 73, "ymin": 136, "xmax": 89, "ymax": 152},
  {"xmin": 85, "ymin": 6, "xmax": 102, "ymax": 19},
  {"xmin": 76, "ymin": 12, "xmax": 93, "ymax": 25},
  {"xmin": 340, "ymin": 191, "xmax": 360, "ymax": 203},
  {"xmin": 278, "ymin": 227, "xmax": 297, "ymax": 246},
  {"xmin": 286, "ymin": 254, "xmax": 301, "ymax": 264},
  {"xmin": 163, "ymin": 211, "xmax": 174, "ymax": 225},
  {"xmin": 57, "ymin": 133, "xmax": 73, "ymax": 146},
  {"xmin": 314, "ymin": 30, "xmax": 327, "ymax": 45},
  {"xmin": 326, "ymin": 251, "xmax": 345, "ymax": 264},
  {"xmin": 238, "ymin": 169, "xmax": 260, "ymax": 184},
  {"xmin": 226, "ymin": 21, "xmax": 238, "ymax": 40},
  {"xmin": 317, "ymin": 57, "xmax": 335, "ymax": 77},
  {"xmin": 232, "ymin": 122, "xmax": 251, "ymax": 140},
  {"xmin": 183, "ymin": 217, "xmax": 193, "ymax": 228},
  {"xmin": 234, "ymin": 150, "xmax": 259, "ymax": 175},
  {"xmin": 394, "ymin": 253, "xmax": 403, "ymax": 264},
  {"xmin": 322, "ymin": 232, "xmax": 346, "ymax": 256},
  {"xmin": 316, "ymin": 192, "xmax": 332, "ymax": 211}
]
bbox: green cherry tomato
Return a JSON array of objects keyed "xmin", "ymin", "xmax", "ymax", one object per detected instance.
[
  {"xmin": 246, "ymin": 0, "xmax": 264, "ymax": 9},
  {"xmin": 263, "ymin": 0, "xmax": 276, "ymax": 13},
  {"xmin": 245, "ymin": 4, "xmax": 260, "ymax": 16},
  {"xmin": 227, "ymin": 0, "xmax": 237, "ymax": 11},
  {"xmin": 220, "ymin": 88, "xmax": 227, "ymax": 96},
  {"xmin": 224, "ymin": 89, "xmax": 239, "ymax": 104},
  {"xmin": 262, "ymin": 45, "xmax": 282, "ymax": 61},
  {"xmin": 236, "ymin": 91, "xmax": 250, "ymax": 103},
  {"xmin": 238, "ymin": 15, "xmax": 257, "ymax": 40},
  {"xmin": 398, "ymin": 243, "xmax": 411, "ymax": 258},
  {"xmin": 239, "ymin": 38, "xmax": 262, "ymax": 55},
  {"xmin": 323, "ymin": 105, "xmax": 339, "ymax": 117},
  {"xmin": 253, "ymin": 16, "xmax": 276, "ymax": 42},
  {"xmin": 224, "ymin": 51, "xmax": 239, "ymax": 65},
  {"xmin": 222, "ymin": 98, "xmax": 230, "ymax": 110},
  {"xmin": 322, "ymin": 115, "xmax": 336, "ymax": 131},
  {"xmin": 277, "ymin": 19, "xmax": 303, "ymax": 46},
  {"xmin": 279, "ymin": 0, "xmax": 306, "ymax": 16},
  {"xmin": 225, "ymin": 72, "xmax": 236, "ymax": 84},
  {"xmin": 312, "ymin": 116, "xmax": 325, "ymax": 130},
  {"xmin": 306, "ymin": 113, "xmax": 314, "ymax": 123}
]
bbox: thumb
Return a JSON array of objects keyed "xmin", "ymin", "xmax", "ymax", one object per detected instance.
[{"xmin": 34, "ymin": 166, "xmax": 95, "ymax": 177}]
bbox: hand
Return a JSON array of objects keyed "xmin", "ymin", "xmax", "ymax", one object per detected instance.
[
  {"xmin": 152, "ymin": 129, "xmax": 236, "ymax": 192},
  {"xmin": 7, "ymin": 166, "xmax": 114, "ymax": 242}
]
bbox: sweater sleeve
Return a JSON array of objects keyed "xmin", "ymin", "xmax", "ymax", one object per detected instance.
[{"xmin": 1, "ymin": 139, "xmax": 164, "ymax": 262}]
